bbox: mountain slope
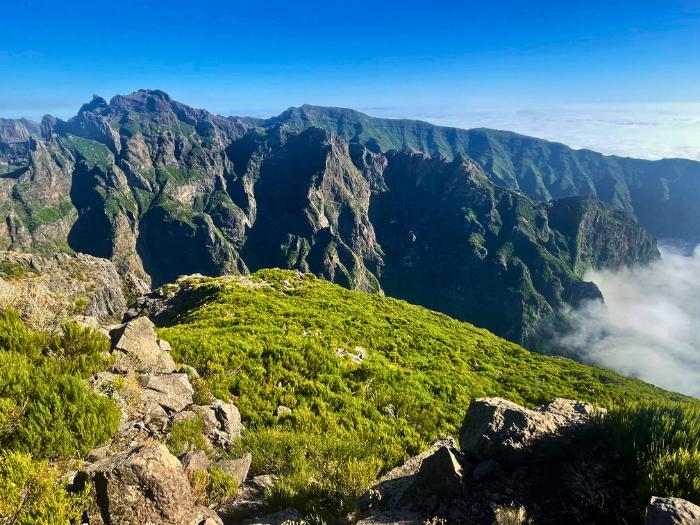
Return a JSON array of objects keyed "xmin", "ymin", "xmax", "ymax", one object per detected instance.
[
  {"xmin": 0, "ymin": 90, "xmax": 659, "ymax": 345},
  {"xmin": 149, "ymin": 270, "xmax": 691, "ymax": 517},
  {"xmin": 268, "ymin": 105, "xmax": 700, "ymax": 243}
]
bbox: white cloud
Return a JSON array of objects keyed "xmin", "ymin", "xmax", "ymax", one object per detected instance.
[
  {"xmin": 367, "ymin": 103, "xmax": 700, "ymax": 160},
  {"xmin": 558, "ymin": 244, "xmax": 700, "ymax": 397}
]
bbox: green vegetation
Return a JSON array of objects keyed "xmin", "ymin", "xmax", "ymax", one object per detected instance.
[
  {"xmin": 0, "ymin": 450, "xmax": 92, "ymax": 525},
  {"xmin": 166, "ymin": 414, "xmax": 210, "ymax": 456},
  {"xmin": 0, "ymin": 261, "xmax": 36, "ymax": 281},
  {"xmin": 158, "ymin": 269, "xmax": 689, "ymax": 519},
  {"xmin": 0, "ymin": 310, "xmax": 120, "ymax": 458},
  {"xmin": 63, "ymin": 135, "xmax": 114, "ymax": 170},
  {"xmin": 598, "ymin": 402, "xmax": 700, "ymax": 506},
  {"xmin": 0, "ymin": 309, "xmax": 120, "ymax": 523},
  {"xmin": 188, "ymin": 467, "xmax": 240, "ymax": 508}
]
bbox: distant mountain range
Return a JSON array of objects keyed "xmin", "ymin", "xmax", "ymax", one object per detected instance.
[{"xmin": 0, "ymin": 90, "xmax": 674, "ymax": 345}]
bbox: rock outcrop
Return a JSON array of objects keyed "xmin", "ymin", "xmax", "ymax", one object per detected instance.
[
  {"xmin": 75, "ymin": 444, "xmax": 222, "ymax": 525},
  {"xmin": 357, "ymin": 397, "xmax": 633, "ymax": 524},
  {"xmin": 644, "ymin": 497, "xmax": 700, "ymax": 525},
  {"xmin": 110, "ymin": 316, "xmax": 177, "ymax": 373},
  {"xmin": 81, "ymin": 314, "xmax": 257, "ymax": 524},
  {"xmin": 0, "ymin": 251, "xmax": 132, "ymax": 326},
  {"xmin": 458, "ymin": 397, "xmax": 599, "ymax": 466}
]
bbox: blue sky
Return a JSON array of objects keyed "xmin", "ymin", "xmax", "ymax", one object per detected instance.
[{"xmin": 2, "ymin": 0, "xmax": 700, "ymax": 158}]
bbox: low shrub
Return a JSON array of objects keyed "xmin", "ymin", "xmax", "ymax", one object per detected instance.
[
  {"xmin": 0, "ymin": 310, "xmax": 119, "ymax": 459},
  {"xmin": 597, "ymin": 401, "xmax": 700, "ymax": 506},
  {"xmin": 187, "ymin": 467, "xmax": 239, "ymax": 508},
  {"xmin": 0, "ymin": 450, "xmax": 92, "ymax": 525},
  {"xmin": 166, "ymin": 414, "xmax": 210, "ymax": 456}
]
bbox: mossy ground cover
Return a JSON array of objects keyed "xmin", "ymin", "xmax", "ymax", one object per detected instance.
[{"xmin": 157, "ymin": 269, "xmax": 691, "ymax": 518}]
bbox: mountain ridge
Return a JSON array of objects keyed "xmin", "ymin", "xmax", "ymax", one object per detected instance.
[{"xmin": 0, "ymin": 90, "xmax": 663, "ymax": 345}]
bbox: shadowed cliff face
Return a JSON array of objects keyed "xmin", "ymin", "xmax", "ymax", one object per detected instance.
[
  {"xmin": 0, "ymin": 90, "xmax": 661, "ymax": 345},
  {"xmin": 268, "ymin": 105, "xmax": 700, "ymax": 244}
]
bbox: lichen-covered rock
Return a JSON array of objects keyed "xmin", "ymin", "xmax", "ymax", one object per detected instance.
[
  {"xmin": 138, "ymin": 373, "xmax": 194, "ymax": 412},
  {"xmin": 110, "ymin": 316, "xmax": 177, "ymax": 374},
  {"xmin": 214, "ymin": 452, "xmax": 252, "ymax": 483},
  {"xmin": 75, "ymin": 444, "xmax": 222, "ymax": 525},
  {"xmin": 644, "ymin": 497, "xmax": 700, "ymax": 525},
  {"xmin": 181, "ymin": 449, "xmax": 211, "ymax": 477},
  {"xmin": 459, "ymin": 397, "xmax": 598, "ymax": 466}
]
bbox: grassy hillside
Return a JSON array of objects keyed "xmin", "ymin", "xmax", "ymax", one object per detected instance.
[{"xmin": 156, "ymin": 269, "xmax": 691, "ymax": 517}]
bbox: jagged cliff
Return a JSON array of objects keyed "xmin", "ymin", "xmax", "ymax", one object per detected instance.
[
  {"xmin": 268, "ymin": 105, "xmax": 700, "ymax": 244},
  {"xmin": 0, "ymin": 90, "xmax": 659, "ymax": 344}
]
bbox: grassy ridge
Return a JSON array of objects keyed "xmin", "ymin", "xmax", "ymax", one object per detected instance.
[{"xmin": 157, "ymin": 269, "xmax": 691, "ymax": 517}]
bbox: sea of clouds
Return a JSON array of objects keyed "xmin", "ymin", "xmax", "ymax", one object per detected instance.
[
  {"xmin": 558, "ymin": 243, "xmax": 700, "ymax": 398},
  {"xmin": 369, "ymin": 103, "xmax": 700, "ymax": 161}
]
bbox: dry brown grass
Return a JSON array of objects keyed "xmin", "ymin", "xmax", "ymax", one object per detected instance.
[{"xmin": 0, "ymin": 278, "xmax": 79, "ymax": 333}]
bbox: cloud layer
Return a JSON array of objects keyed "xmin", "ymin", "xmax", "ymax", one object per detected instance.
[
  {"xmin": 371, "ymin": 103, "xmax": 700, "ymax": 160},
  {"xmin": 559, "ymin": 244, "xmax": 700, "ymax": 397}
]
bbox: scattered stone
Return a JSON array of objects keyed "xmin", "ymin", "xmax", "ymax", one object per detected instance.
[
  {"xmin": 110, "ymin": 316, "xmax": 177, "ymax": 374},
  {"xmin": 644, "ymin": 496, "xmax": 700, "ymax": 524},
  {"xmin": 181, "ymin": 449, "xmax": 211, "ymax": 476},
  {"xmin": 335, "ymin": 346, "xmax": 367, "ymax": 364},
  {"xmin": 214, "ymin": 452, "xmax": 253, "ymax": 483},
  {"xmin": 275, "ymin": 405, "xmax": 292, "ymax": 416},
  {"xmin": 74, "ymin": 444, "xmax": 221, "ymax": 525}
]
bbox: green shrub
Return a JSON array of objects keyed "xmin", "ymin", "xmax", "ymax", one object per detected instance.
[
  {"xmin": 186, "ymin": 467, "xmax": 239, "ymax": 508},
  {"xmin": 207, "ymin": 467, "xmax": 240, "ymax": 506},
  {"xmin": 598, "ymin": 401, "xmax": 700, "ymax": 506},
  {"xmin": 166, "ymin": 414, "xmax": 209, "ymax": 456},
  {"xmin": 0, "ymin": 310, "xmax": 119, "ymax": 459},
  {"xmin": 0, "ymin": 450, "xmax": 92, "ymax": 524}
]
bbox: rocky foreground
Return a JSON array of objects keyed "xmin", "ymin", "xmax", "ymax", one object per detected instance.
[{"xmin": 58, "ymin": 311, "xmax": 698, "ymax": 525}]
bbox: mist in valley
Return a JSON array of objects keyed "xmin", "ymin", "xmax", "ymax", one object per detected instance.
[{"xmin": 560, "ymin": 243, "xmax": 700, "ymax": 398}]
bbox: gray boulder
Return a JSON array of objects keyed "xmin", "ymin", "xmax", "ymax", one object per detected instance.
[
  {"xmin": 213, "ymin": 399, "xmax": 244, "ymax": 438},
  {"xmin": 181, "ymin": 449, "xmax": 211, "ymax": 477},
  {"xmin": 644, "ymin": 497, "xmax": 700, "ymax": 524},
  {"xmin": 139, "ymin": 373, "xmax": 194, "ymax": 413},
  {"xmin": 214, "ymin": 452, "xmax": 253, "ymax": 483},
  {"xmin": 459, "ymin": 397, "xmax": 598, "ymax": 466},
  {"xmin": 110, "ymin": 316, "xmax": 177, "ymax": 374},
  {"xmin": 403, "ymin": 445, "xmax": 464, "ymax": 500},
  {"xmin": 75, "ymin": 444, "xmax": 222, "ymax": 525}
]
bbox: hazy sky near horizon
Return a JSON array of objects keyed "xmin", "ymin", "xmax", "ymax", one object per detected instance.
[{"xmin": 2, "ymin": 0, "xmax": 699, "ymax": 159}]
